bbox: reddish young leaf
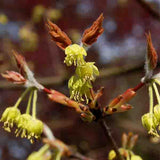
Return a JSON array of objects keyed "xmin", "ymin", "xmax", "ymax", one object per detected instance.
[
  {"xmin": 1, "ymin": 71, "xmax": 26, "ymax": 84},
  {"xmin": 12, "ymin": 50, "xmax": 27, "ymax": 76},
  {"xmin": 47, "ymin": 20, "xmax": 72, "ymax": 50},
  {"xmin": 146, "ymin": 32, "xmax": 158, "ymax": 71},
  {"xmin": 82, "ymin": 13, "xmax": 104, "ymax": 46}
]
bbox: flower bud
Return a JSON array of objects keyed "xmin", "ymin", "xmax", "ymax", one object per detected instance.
[
  {"xmin": 141, "ymin": 113, "xmax": 158, "ymax": 136},
  {"xmin": 64, "ymin": 44, "xmax": 87, "ymax": 66},
  {"xmin": 108, "ymin": 150, "xmax": 116, "ymax": 160},
  {"xmin": 0, "ymin": 107, "xmax": 21, "ymax": 132}
]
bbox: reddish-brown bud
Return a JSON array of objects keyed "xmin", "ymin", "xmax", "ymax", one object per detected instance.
[
  {"xmin": 128, "ymin": 134, "xmax": 138, "ymax": 149},
  {"xmin": 146, "ymin": 32, "xmax": 158, "ymax": 70},
  {"xmin": 122, "ymin": 133, "xmax": 128, "ymax": 148},
  {"xmin": 104, "ymin": 88, "xmax": 136, "ymax": 114},
  {"xmin": 109, "ymin": 89, "xmax": 136, "ymax": 108},
  {"xmin": 47, "ymin": 20, "xmax": 72, "ymax": 50},
  {"xmin": 82, "ymin": 13, "xmax": 104, "ymax": 46},
  {"xmin": 1, "ymin": 71, "xmax": 26, "ymax": 84}
]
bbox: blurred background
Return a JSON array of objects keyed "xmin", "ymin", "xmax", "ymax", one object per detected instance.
[{"xmin": 0, "ymin": 0, "xmax": 160, "ymax": 159}]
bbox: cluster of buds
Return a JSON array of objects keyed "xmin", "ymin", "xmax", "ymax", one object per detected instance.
[
  {"xmin": 1, "ymin": 51, "xmax": 44, "ymax": 143},
  {"xmin": 141, "ymin": 33, "xmax": 160, "ymax": 137},
  {"xmin": 108, "ymin": 132, "xmax": 143, "ymax": 160},
  {"xmin": 104, "ymin": 88, "xmax": 136, "ymax": 115},
  {"xmin": 47, "ymin": 14, "xmax": 104, "ymax": 102}
]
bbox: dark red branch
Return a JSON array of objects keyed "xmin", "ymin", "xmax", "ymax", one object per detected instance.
[{"xmin": 133, "ymin": 82, "xmax": 145, "ymax": 92}]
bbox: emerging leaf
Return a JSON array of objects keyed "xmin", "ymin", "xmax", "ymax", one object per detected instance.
[
  {"xmin": 1, "ymin": 71, "xmax": 26, "ymax": 85},
  {"xmin": 82, "ymin": 13, "xmax": 104, "ymax": 46},
  {"xmin": 47, "ymin": 20, "xmax": 72, "ymax": 50},
  {"xmin": 145, "ymin": 32, "xmax": 158, "ymax": 78},
  {"xmin": 12, "ymin": 50, "xmax": 27, "ymax": 76}
]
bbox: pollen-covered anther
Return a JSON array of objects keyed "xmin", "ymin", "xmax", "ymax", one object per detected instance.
[
  {"xmin": 68, "ymin": 75, "xmax": 92, "ymax": 102},
  {"xmin": 0, "ymin": 106, "xmax": 21, "ymax": 132},
  {"xmin": 64, "ymin": 44, "xmax": 87, "ymax": 66}
]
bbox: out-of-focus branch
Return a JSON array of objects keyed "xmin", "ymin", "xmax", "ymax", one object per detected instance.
[
  {"xmin": 136, "ymin": 0, "xmax": 160, "ymax": 21},
  {"xmin": 0, "ymin": 62, "xmax": 143, "ymax": 89},
  {"xmin": 43, "ymin": 124, "xmax": 94, "ymax": 160}
]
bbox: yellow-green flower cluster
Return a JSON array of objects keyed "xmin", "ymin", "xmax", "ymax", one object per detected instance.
[
  {"xmin": 68, "ymin": 75, "xmax": 92, "ymax": 102},
  {"xmin": 64, "ymin": 44, "xmax": 87, "ymax": 66},
  {"xmin": 0, "ymin": 107, "xmax": 43, "ymax": 143},
  {"xmin": 0, "ymin": 89, "xmax": 43, "ymax": 143},
  {"xmin": 65, "ymin": 44, "xmax": 99, "ymax": 102},
  {"xmin": 141, "ymin": 80, "xmax": 160, "ymax": 137},
  {"xmin": 15, "ymin": 114, "xmax": 43, "ymax": 143},
  {"xmin": 0, "ymin": 106, "xmax": 21, "ymax": 132}
]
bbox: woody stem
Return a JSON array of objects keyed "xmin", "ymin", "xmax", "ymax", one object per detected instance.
[{"xmin": 99, "ymin": 119, "xmax": 124, "ymax": 160}]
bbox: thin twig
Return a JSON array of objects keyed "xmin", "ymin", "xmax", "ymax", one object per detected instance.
[
  {"xmin": 136, "ymin": 0, "xmax": 160, "ymax": 21},
  {"xmin": 99, "ymin": 119, "xmax": 124, "ymax": 160}
]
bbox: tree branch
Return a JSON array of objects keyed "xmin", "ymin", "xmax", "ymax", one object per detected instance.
[
  {"xmin": 135, "ymin": 0, "xmax": 160, "ymax": 21},
  {"xmin": 0, "ymin": 62, "xmax": 143, "ymax": 89},
  {"xmin": 99, "ymin": 119, "xmax": 124, "ymax": 160}
]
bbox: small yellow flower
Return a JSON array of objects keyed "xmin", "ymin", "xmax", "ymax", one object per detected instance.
[
  {"xmin": 68, "ymin": 75, "xmax": 92, "ymax": 102},
  {"xmin": 0, "ymin": 106, "xmax": 21, "ymax": 132},
  {"xmin": 108, "ymin": 150, "xmax": 116, "ymax": 160},
  {"xmin": 15, "ymin": 114, "xmax": 43, "ymax": 143},
  {"xmin": 64, "ymin": 44, "xmax": 87, "ymax": 66},
  {"xmin": 76, "ymin": 62, "xmax": 99, "ymax": 81}
]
